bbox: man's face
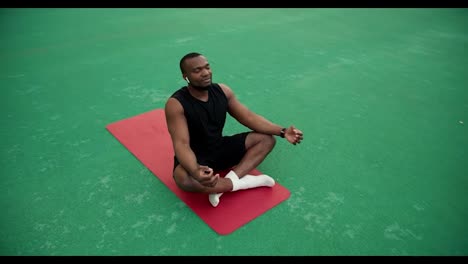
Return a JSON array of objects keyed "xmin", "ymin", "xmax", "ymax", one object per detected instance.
[{"xmin": 183, "ymin": 56, "xmax": 212, "ymax": 88}]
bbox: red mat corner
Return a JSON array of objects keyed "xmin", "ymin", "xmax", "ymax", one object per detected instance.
[{"xmin": 106, "ymin": 108, "xmax": 290, "ymax": 235}]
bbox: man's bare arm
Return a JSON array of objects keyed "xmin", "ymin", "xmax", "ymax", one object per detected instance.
[
  {"xmin": 165, "ymin": 98, "xmax": 200, "ymax": 176},
  {"xmin": 220, "ymin": 83, "xmax": 284, "ymax": 136}
]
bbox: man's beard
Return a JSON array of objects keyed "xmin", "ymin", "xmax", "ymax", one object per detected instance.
[{"xmin": 190, "ymin": 83, "xmax": 211, "ymax": 91}]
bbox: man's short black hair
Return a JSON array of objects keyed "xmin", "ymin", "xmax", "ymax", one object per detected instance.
[{"xmin": 180, "ymin": 52, "xmax": 202, "ymax": 73}]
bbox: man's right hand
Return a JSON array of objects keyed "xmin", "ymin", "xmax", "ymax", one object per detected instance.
[{"xmin": 193, "ymin": 165, "xmax": 219, "ymax": 187}]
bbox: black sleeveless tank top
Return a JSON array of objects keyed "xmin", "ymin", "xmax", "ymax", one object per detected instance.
[{"xmin": 170, "ymin": 83, "xmax": 228, "ymax": 157}]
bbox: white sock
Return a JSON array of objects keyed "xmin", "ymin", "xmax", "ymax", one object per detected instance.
[
  {"xmin": 236, "ymin": 174, "xmax": 276, "ymax": 190},
  {"xmin": 209, "ymin": 192, "xmax": 223, "ymax": 207},
  {"xmin": 209, "ymin": 170, "xmax": 239, "ymax": 207},
  {"xmin": 208, "ymin": 171, "xmax": 275, "ymax": 207}
]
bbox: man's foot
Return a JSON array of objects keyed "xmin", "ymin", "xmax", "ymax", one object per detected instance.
[
  {"xmin": 208, "ymin": 172, "xmax": 275, "ymax": 207},
  {"xmin": 209, "ymin": 193, "xmax": 224, "ymax": 207},
  {"xmin": 238, "ymin": 174, "xmax": 275, "ymax": 189}
]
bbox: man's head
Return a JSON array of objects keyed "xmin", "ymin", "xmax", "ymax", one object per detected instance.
[{"xmin": 179, "ymin": 52, "xmax": 212, "ymax": 91}]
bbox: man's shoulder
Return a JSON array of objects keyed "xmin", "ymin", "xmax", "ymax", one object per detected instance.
[
  {"xmin": 165, "ymin": 95, "xmax": 183, "ymax": 114},
  {"xmin": 215, "ymin": 83, "xmax": 225, "ymax": 88},
  {"xmin": 166, "ymin": 86, "xmax": 187, "ymax": 106},
  {"xmin": 213, "ymin": 83, "xmax": 228, "ymax": 92},
  {"xmin": 215, "ymin": 83, "xmax": 233, "ymax": 98},
  {"xmin": 169, "ymin": 86, "xmax": 188, "ymax": 99}
]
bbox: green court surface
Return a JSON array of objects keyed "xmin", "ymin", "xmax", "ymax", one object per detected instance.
[{"xmin": 1, "ymin": 8, "xmax": 467, "ymax": 256}]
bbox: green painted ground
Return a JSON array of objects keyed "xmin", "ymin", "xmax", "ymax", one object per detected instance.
[{"xmin": 1, "ymin": 8, "xmax": 467, "ymax": 256}]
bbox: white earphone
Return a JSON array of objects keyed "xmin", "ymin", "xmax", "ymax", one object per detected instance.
[{"xmin": 185, "ymin": 77, "xmax": 190, "ymax": 83}]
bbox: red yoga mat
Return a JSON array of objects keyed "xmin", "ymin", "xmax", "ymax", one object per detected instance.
[{"xmin": 106, "ymin": 108, "xmax": 290, "ymax": 235}]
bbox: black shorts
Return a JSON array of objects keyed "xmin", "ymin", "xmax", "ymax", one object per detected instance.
[{"xmin": 173, "ymin": 132, "xmax": 249, "ymax": 172}]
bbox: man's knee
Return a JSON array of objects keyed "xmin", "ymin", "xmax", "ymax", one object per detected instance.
[
  {"xmin": 262, "ymin": 134, "xmax": 276, "ymax": 150},
  {"xmin": 245, "ymin": 132, "xmax": 276, "ymax": 152},
  {"xmin": 173, "ymin": 167, "xmax": 196, "ymax": 192},
  {"xmin": 174, "ymin": 174, "xmax": 193, "ymax": 191}
]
